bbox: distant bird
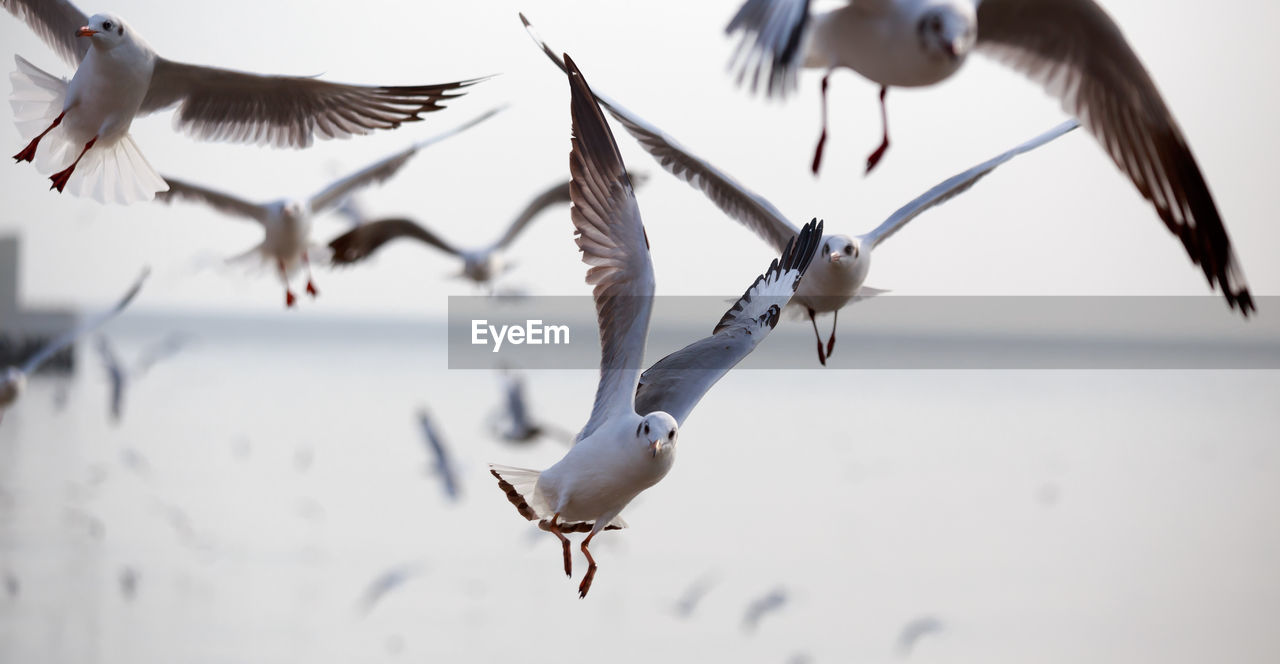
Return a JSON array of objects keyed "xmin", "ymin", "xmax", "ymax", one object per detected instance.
[
  {"xmin": 725, "ymin": 0, "xmax": 1253, "ymax": 314},
  {"xmin": 492, "ymin": 370, "xmax": 573, "ymax": 445},
  {"xmin": 417, "ymin": 408, "xmax": 461, "ymax": 502},
  {"xmin": 672, "ymin": 574, "xmax": 718, "ymax": 618},
  {"xmin": 897, "ymin": 615, "xmax": 944, "ymax": 657},
  {"xmin": 489, "ymin": 55, "xmax": 821, "ymax": 599},
  {"xmin": 358, "ymin": 561, "xmax": 427, "ymax": 616},
  {"xmin": 0, "ymin": 267, "xmax": 148, "ymax": 424},
  {"xmin": 328, "ymin": 173, "xmax": 646, "ymax": 289},
  {"xmin": 3, "ymin": 570, "xmax": 18, "ymax": 598},
  {"xmin": 3, "ymin": 0, "xmax": 485, "ymax": 203},
  {"xmin": 154, "ymin": 105, "xmax": 503, "ymax": 307},
  {"xmin": 118, "ymin": 566, "xmax": 138, "ymax": 601},
  {"xmin": 95, "ymin": 331, "xmax": 188, "ymax": 424},
  {"xmin": 524, "ymin": 14, "xmax": 1074, "ymax": 365},
  {"xmin": 742, "ymin": 587, "xmax": 789, "ymax": 633}
]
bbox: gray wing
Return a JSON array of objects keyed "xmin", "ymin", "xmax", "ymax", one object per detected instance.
[
  {"xmin": 155, "ymin": 177, "xmax": 270, "ymax": 224},
  {"xmin": 132, "ymin": 332, "xmax": 190, "ymax": 376},
  {"xmin": 94, "ymin": 334, "xmax": 126, "ymax": 422},
  {"xmin": 502, "ymin": 373, "xmax": 533, "ymax": 433},
  {"xmin": 524, "ymin": 14, "xmax": 800, "ymax": 254},
  {"xmin": 490, "ymin": 179, "xmax": 571, "ymax": 250},
  {"xmin": 859, "ymin": 119, "xmax": 1079, "ymax": 249},
  {"xmin": 564, "ymin": 55, "xmax": 655, "ymax": 442},
  {"xmin": 417, "ymin": 410, "xmax": 459, "ymax": 501},
  {"xmin": 977, "ymin": 0, "xmax": 1253, "ymax": 314},
  {"xmin": 634, "ymin": 219, "xmax": 821, "ymax": 426},
  {"xmin": 21, "ymin": 268, "xmax": 148, "ymax": 374},
  {"xmin": 724, "ymin": 0, "xmax": 813, "ymax": 97},
  {"xmin": 308, "ymin": 104, "xmax": 507, "ymax": 214},
  {"xmin": 141, "ymin": 58, "xmax": 484, "ymax": 149},
  {"xmin": 326, "ymin": 218, "xmax": 460, "ymax": 265},
  {"xmin": 1, "ymin": 0, "xmax": 89, "ymax": 66}
]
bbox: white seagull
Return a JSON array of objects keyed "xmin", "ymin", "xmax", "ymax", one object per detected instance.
[
  {"xmin": 524, "ymin": 14, "xmax": 1076, "ymax": 365},
  {"xmin": 0, "ymin": 266, "xmax": 148, "ymax": 424},
  {"xmin": 154, "ymin": 106, "xmax": 504, "ymax": 307},
  {"xmin": 3, "ymin": 0, "xmax": 485, "ymax": 204},
  {"xmin": 489, "ymin": 54, "xmax": 822, "ymax": 598},
  {"xmin": 725, "ymin": 0, "xmax": 1254, "ymax": 314}
]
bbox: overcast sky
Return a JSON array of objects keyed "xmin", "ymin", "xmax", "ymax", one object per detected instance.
[{"xmin": 1, "ymin": 0, "xmax": 1276, "ymax": 319}]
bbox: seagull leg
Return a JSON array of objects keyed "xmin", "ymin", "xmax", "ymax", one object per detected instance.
[
  {"xmin": 548, "ymin": 513, "xmax": 572, "ymax": 577},
  {"xmin": 865, "ymin": 86, "xmax": 890, "ymax": 175},
  {"xmin": 810, "ymin": 70, "xmax": 833, "ymax": 175},
  {"xmin": 302, "ymin": 253, "xmax": 319, "ymax": 298},
  {"xmin": 808, "ymin": 308, "xmax": 827, "ymax": 366},
  {"xmin": 577, "ymin": 530, "xmax": 601, "ymax": 599},
  {"xmin": 826, "ymin": 309, "xmax": 838, "ymax": 360},
  {"xmin": 48, "ymin": 136, "xmax": 97, "ymax": 193},
  {"xmin": 13, "ymin": 111, "xmax": 64, "ymax": 163},
  {"xmin": 278, "ymin": 259, "xmax": 297, "ymax": 308}
]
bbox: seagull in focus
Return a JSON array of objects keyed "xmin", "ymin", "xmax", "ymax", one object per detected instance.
[
  {"xmin": 0, "ymin": 267, "xmax": 148, "ymax": 424},
  {"xmin": 492, "ymin": 370, "xmax": 574, "ymax": 445},
  {"xmin": 95, "ymin": 331, "xmax": 188, "ymax": 424},
  {"xmin": 489, "ymin": 54, "xmax": 822, "ymax": 599},
  {"xmin": 525, "ymin": 14, "xmax": 1074, "ymax": 365},
  {"xmin": 725, "ymin": 0, "xmax": 1253, "ymax": 314},
  {"xmin": 3, "ymin": 0, "xmax": 486, "ymax": 203},
  {"xmin": 897, "ymin": 615, "xmax": 944, "ymax": 657},
  {"xmin": 155, "ymin": 105, "xmax": 504, "ymax": 307},
  {"xmin": 327, "ymin": 172, "xmax": 647, "ymax": 289},
  {"xmin": 742, "ymin": 586, "xmax": 789, "ymax": 633},
  {"xmin": 358, "ymin": 561, "xmax": 427, "ymax": 616},
  {"xmin": 417, "ymin": 408, "xmax": 461, "ymax": 502}
]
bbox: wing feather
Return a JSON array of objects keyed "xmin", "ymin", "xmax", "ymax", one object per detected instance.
[{"xmin": 1, "ymin": 0, "xmax": 88, "ymax": 66}]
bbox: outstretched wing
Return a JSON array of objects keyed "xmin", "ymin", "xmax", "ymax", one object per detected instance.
[
  {"xmin": 977, "ymin": 0, "xmax": 1252, "ymax": 313},
  {"xmin": 1, "ymin": 0, "xmax": 89, "ymax": 66},
  {"xmin": 522, "ymin": 14, "xmax": 800, "ymax": 254},
  {"xmin": 859, "ymin": 119, "xmax": 1079, "ymax": 249},
  {"xmin": 326, "ymin": 217, "xmax": 461, "ymax": 265},
  {"xmin": 634, "ymin": 219, "xmax": 821, "ymax": 426},
  {"xmin": 724, "ymin": 0, "xmax": 813, "ymax": 97},
  {"xmin": 21, "ymin": 268, "xmax": 149, "ymax": 374},
  {"xmin": 155, "ymin": 177, "xmax": 271, "ymax": 224},
  {"xmin": 490, "ymin": 179, "xmax": 571, "ymax": 251}
]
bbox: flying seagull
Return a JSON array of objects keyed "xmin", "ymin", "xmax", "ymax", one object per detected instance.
[
  {"xmin": 95, "ymin": 331, "xmax": 189, "ymax": 424},
  {"xmin": 489, "ymin": 54, "xmax": 821, "ymax": 598},
  {"xmin": 524, "ymin": 13, "xmax": 1076, "ymax": 365},
  {"xmin": 492, "ymin": 370, "xmax": 574, "ymax": 445},
  {"xmin": 742, "ymin": 587, "xmax": 789, "ymax": 633},
  {"xmin": 154, "ymin": 105, "xmax": 504, "ymax": 307},
  {"xmin": 418, "ymin": 408, "xmax": 461, "ymax": 502},
  {"xmin": 3, "ymin": 0, "xmax": 486, "ymax": 203},
  {"xmin": 897, "ymin": 615, "xmax": 944, "ymax": 657},
  {"xmin": 725, "ymin": 0, "xmax": 1254, "ymax": 314},
  {"xmin": 1, "ymin": 267, "xmax": 148, "ymax": 423}
]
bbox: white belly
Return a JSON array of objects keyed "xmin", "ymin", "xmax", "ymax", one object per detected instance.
[
  {"xmin": 793, "ymin": 256, "xmax": 868, "ymax": 313},
  {"xmin": 538, "ymin": 421, "xmax": 675, "ymax": 523},
  {"xmin": 64, "ymin": 47, "xmax": 152, "ymax": 142},
  {"xmin": 809, "ymin": 5, "xmax": 964, "ymax": 88}
]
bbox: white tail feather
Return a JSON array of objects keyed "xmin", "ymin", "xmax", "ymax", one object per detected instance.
[{"xmin": 10, "ymin": 55, "xmax": 66, "ymax": 139}]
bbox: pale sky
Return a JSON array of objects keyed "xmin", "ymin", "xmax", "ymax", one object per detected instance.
[{"xmin": 1, "ymin": 0, "xmax": 1277, "ymax": 319}]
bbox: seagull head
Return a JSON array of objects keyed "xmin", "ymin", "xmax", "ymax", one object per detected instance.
[
  {"xmin": 0, "ymin": 368, "xmax": 26, "ymax": 408},
  {"xmin": 79, "ymin": 14, "xmax": 130, "ymax": 48},
  {"xmin": 916, "ymin": 3, "xmax": 976, "ymax": 63},
  {"xmin": 637, "ymin": 412, "xmax": 678, "ymax": 458},
  {"xmin": 821, "ymin": 234, "xmax": 862, "ymax": 267}
]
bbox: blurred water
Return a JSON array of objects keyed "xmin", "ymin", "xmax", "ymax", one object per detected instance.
[{"xmin": 1, "ymin": 317, "xmax": 1278, "ymax": 663}]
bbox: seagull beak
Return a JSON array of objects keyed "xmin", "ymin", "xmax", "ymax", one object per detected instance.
[
  {"xmin": 944, "ymin": 40, "xmax": 961, "ymax": 60},
  {"xmin": 77, "ymin": 26, "xmax": 97, "ymax": 37},
  {"xmin": 649, "ymin": 440, "xmax": 663, "ymax": 457},
  {"xmin": 829, "ymin": 251, "xmax": 843, "ymax": 263}
]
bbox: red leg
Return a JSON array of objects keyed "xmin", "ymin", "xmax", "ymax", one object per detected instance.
[
  {"xmin": 865, "ymin": 86, "xmax": 890, "ymax": 175},
  {"xmin": 577, "ymin": 531, "xmax": 600, "ymax": 599},
  {"xmin": 48, "ymin": 135, "xmax": 96, "ymax": 193},
  {"xmin": 826, "ymin": 309, "xmax": 838, "ymax": 359},
  {"xmin": 548, "ymin": 513, "xmax": 572, "ymax": 577},
  {"xmin": 810, "ymin": 71, "xmax": 832, "ymax": 175},
  {"xmin": 278, "ymin": 259, "xmax": 297, "ymax": 308},
  {"xmin": 302, "ymin": 253, "xmax": 319, "ymax": 298},
  {"xmin": 13, "ymin": 111, "xmax": 65, "ymax": 163},
  {"xmin": 808, "ymin": 308, "xmax": 827, "ymax": 366}
]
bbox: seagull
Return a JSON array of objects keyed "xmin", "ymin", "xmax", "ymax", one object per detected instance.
[
  {"xmin": 0, "ymin": 267, "xmax": 148, "ymax": 424},
  {"xmin": 3, "ymin": 0, "xmax": 486, "ymax": 204},
  {"xmin": 492, "ymin": 370, "xmax": 574, "ymax": 445},
  {"xmin": 725, "ymin": 0, "xmax": 1254, "ymax": 314},
  {"xmin": 489, "ymin": 54, "xmax": 822, "ymax": 599},
  {"xmin": 327, "ymin": 172, "xmax": 647, "ymax": 289},
  {"xmin": 897, "ymin": 615, "xmax": 944, "ymax": 657},
  {"xmin": 95, "ymin": 331, "xmax": 188, "ymax": 424},
  {"xmin": 417, "ymin": 408, "xmax": 461, "ymax": 502},
  {"xmin": 358, "ymin": 561, "xmax": 427, "ymax": 616},
  {"xmin": 154, "ymin": 105, "xmax": 505, "ymax": 307},
  {"xmin": 742, "ymin": 587, "xmax": 789, "ymax": 633},
  {"xmin": 524, "ymin": 14, "xmax": 1075, "ymax": 365},
  {"xmin": 672, "ymin": 573, "xmax": 718, "ymax": 618}
]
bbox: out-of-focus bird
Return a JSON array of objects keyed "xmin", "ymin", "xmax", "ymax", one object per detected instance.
[
  {"xmin": 417, "ymin": 408, "xmax": 461, "ymax": 502},
  {"xmin": 672, "ymin": 573, "xmax": 718, "ymax": 618},
  {"xmin": 358, "ymin": 561, "xmax": 427, "ymax": 616},
  {"xmin": 742, "ymin": 587, "xmax": 789, "ymax": 633},
  {"xmin": 491, "ymin": 370, "xmax": 574, "ymax": 445},
  {"xmin": 897, "ymin": 615, "xmax": 944, "ymax": 657},
  {"xmin": 95, "ymin": 331, "xmax": 188, "ymax": 424}
]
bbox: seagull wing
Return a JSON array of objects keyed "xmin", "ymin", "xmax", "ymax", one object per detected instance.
[
  {"xmin": 977, "ymin": 0, "xmax": 1252, "ymax": 313},
  {"xmin": 634, "ymin": 219, "xmax": 821, "ymax": 426},
  {"xmin": 490, "ymin": 179, "xmax": 571, "ymax": 250},
  {"xmin": 326, "ymin": 217, "xmax": 460, "ymax": 265},
  {"xmin": 1, "ymin": 0, "xmax": 89, "ymax": 66},
  {"xmin": 308, "ymin": 105, "xmax": 507, "ymax": 214},
  {"xmin": 132, "ymin": 332, "xmax": 190, "ymax": 376},
  {"xmin": 141, "ymin": 58, "xmax": 484, "ymax": 149},
  {"xmin": 155, "ymin": 177, "xmax": 271, "ymax": 225},
  {"xmin": 859, "ymin": 119, "xmax": 1079, "ymax": 249},
  {"xmin": 21, "ymin": 268, "xmax": 148, "ymax": 374},
  {"xmin": 417, "ymin": 410, "xmax": 459, "ymax": 501},
  {"xmin": 723, "ymin": 0, "xmax": 813, "ymax": 97}
]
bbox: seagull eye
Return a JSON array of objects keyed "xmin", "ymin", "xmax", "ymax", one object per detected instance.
[
  {"xmin": 844, "ymin": 245, "xmax": 853, "ymax": 256},
  {"xmin": 668, "ymin": 431, "xmax": 675, "ymax": 440},
  {"xmin": 823, "ymin": 243, "xmax": 830, "ymax": 254},
  {"xmin": 103, "ymin": 20, "xmax": 113, "ymax": 30},
  {"xmin": 643, "ymin": 423, "xmax": 650, "ymax": 435}
]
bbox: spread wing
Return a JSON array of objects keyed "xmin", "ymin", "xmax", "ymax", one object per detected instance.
[
  {"xmin": 490, "ymin": 179, "xmax": 572, "ymax": 250},
  {"xmin": 21, "ymin": 268, "xmax": 149, "ymax": 374},
  {"xmin": 1, "ymin": 0, "xmax": 89, "ymax": 66},
  {"xmin": 563, "ymin": 55, "xmax": 655, "ymax": 443},
  {"xmin": 141, "ymin": 57, "xmax": 484, "ymax": 148},
  {"xmin": 634, "ymin": 219, "xmax": 821, "ymax": 426},
  {"xmin": 155, "ymin": 177, "xmax": 270, "ymax": 224},
  {"xmin": 977, "ymin": 0, "xmax": 1253, "ymax": 313},
  {"xmin": 860, "ymin": 119, "xmax": 1079, "ymax": 249},
  {"xmin": 326, "ymin": 218, "xmax": 460, "ymax": 265},
  {"xmin": 724, "ymin": 0, "xmax": 813, "ymax": 97}
]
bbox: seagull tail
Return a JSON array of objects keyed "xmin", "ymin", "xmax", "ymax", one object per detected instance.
[
  {"xmin": 489, "ymin": 464, "xmax": 548, "ymax": 522},
  {"xmin": 64, "ymin": 134, "xmax": 168, "ymax": 204},
  {"xmin": 10, "ymin": 55, "xmax": 67, "ymax": 142}
]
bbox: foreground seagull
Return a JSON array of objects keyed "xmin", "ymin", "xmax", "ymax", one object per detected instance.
[
  {"xmin": 95, "ymin": 331, "xmax": 188, "ymax": 424},
  {"xmin": 524, "ymin": 14, "xmax": 1074, "ymax": 365},
  {"xmin": 489, "ymin": 54, "xmax": 821, "ymax": 598},
  {"xmin": 155, "ymin": 106, "xmax": 504, "ymax": 307},
  {"xmin": 417, "ymin": 408, "xmax": 461, "ymax": 502},
  {"xmin": 0, "ymin": 267, "xmax": 148, "ymax": 423},
  {"xmin": 328, "ymin": 173, "xmax": 646, "ymax": 288},
  {"xmin": 725, "ymin": 0, "xmax": 1254, "ymax": 314},
  {"xmin": 3, "ymin": 0, "xmax": 484, "ymax": 203}
]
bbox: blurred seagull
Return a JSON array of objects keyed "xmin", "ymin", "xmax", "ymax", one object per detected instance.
[
  {"xmin": 672, "ymin": 573, "xmax": 718, "ymax": 618},
  {"xmin": 0, "ymin": 267, "xmax": 148, "ymax": 423},
  {"xmin": 492, "ymin": 370, "xmax": 574, "ymax": 445},
  {"xmin": 95, "ymin": 331, "xmax": 188, "ymax": 424},
  {"xmin": 489, "ymin": 55, "xmax": 821, "ymax": 599},
  {"xmin": 155, "ymin": 105, "xmax": 504, "ymax": 307},
  {"xmin": 725, "ymin": 0, "xmax": 1254, "ymax": 313},
  {"xmin": 524, "ymin": 14, "xmax": 1074, "ymax": 365},
  {"xmin": 417, "ymin": 408, "xmax": 461, "ymax": 502},
  {"xmin": 742, "ymin": 587, "xmax": 789, "ymax": 633},
  {"xmin": 897, "ymin": 615, "xmax": 944, "ymax": 657},
  {"xmin": 358, "ymin": 561, "xmax": 427, "ymax": 616},
  {"xmin": 3, "ymin": 0, "xmax": 485, "ymax": 203},
  {"xmin": 327, "ymin": 172, "xmax": 646, "ymax": 289}
]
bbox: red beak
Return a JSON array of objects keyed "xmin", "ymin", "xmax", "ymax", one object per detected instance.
[{"xmin": 77, "ymin": 26, "xmax": 97, "ymax": 37}]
